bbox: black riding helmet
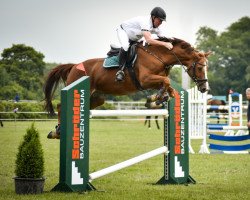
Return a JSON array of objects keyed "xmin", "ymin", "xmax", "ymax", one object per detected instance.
[{"xmin": 151, "ymin": 7, "xmax": 166, "ymax": 21}]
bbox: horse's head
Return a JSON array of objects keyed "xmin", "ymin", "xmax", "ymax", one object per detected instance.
[
  {"xmin": 185, "ymin": 51, "xmax": 211, "ymax": 93},
  {"xmin": 169, "ymin": 38, "xmax": 211, "ymax": 93}
]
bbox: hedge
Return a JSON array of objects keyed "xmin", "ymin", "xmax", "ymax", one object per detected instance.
[{"xmin": 0, "ymin": 101, "xmax": 116, "ymax": 119}]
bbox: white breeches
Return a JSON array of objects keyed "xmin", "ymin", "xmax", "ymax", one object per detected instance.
[{"xmin": 116, "ymin": 26, "xmax": 129, "ymax": 51}]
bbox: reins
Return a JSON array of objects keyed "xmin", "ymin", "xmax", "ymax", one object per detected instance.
[
  {"xmin": 168, "ymin": 50, "xmax": 208, "ymax": 85},
  {"xmin": 137, "ymin": 45, "xmax": 167, "ymax": 66},
  {"xmin": 138, "ymin": 44, "xmax": 208, "ymax": 85}
]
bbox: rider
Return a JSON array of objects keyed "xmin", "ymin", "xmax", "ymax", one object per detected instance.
[{"xmin": 115, "ymin": 7, "xmax": 173, "ymax": 82}]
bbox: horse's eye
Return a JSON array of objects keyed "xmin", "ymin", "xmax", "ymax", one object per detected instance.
[{"xmin": 198, "ymin": 66, "xmax": 203, "ymax": 72}]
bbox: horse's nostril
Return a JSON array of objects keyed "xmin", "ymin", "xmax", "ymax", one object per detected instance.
[{"xmin": 201, "ymin": 88, "xmax": 207, "ymax": 93}]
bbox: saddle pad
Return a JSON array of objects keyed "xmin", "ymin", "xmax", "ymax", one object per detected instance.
[{"xmin": 103, "ymin": 56, "xmax": 119, "ymax": 68}]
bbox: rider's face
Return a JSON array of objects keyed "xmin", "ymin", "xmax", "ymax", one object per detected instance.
[{"xmin": 153, "ymin": 17, "xmax": 163, "ymax": 28}]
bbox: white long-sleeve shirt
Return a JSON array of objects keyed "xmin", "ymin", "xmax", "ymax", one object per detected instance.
[{"xmin": 121, "ymin": 15, "xmax": 165, "ymax": 41}]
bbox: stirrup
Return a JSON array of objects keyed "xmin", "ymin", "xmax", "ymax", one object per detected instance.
[{"xmin": 115, "ymin": 70, "xmax": 125, "ymax": 82}]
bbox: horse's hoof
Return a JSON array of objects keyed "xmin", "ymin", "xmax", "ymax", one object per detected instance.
[
  {"xmin": 147, "ymin": 94, "xmax": 158, "ymax": 102},
  {"xmin": 47, "ymin": 131, "xmax": 60, "ymax": 139},
  {"xmin": 169, "ymin": 91, "xmax": 175, "ymax": 98},
  {"xmin": 148, "ymin": 102, "xmax": 163, "ymax": 109}
]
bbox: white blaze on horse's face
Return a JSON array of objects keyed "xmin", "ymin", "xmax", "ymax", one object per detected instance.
[
  {"xmin": 203, "ymin": 59, "xmax": 209, "ymax": 91},
  {"xmin": 191, "ymin": 56, "xmax": 210, "ymax": 93},
  {"xmin": 199, "ymin": 58, "xmax": 209, "ymax": 92}
]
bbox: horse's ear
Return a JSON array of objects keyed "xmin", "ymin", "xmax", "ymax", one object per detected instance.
[{"xmin": 204, "ymin": 51, "xmax": 212, "ymax": 57}]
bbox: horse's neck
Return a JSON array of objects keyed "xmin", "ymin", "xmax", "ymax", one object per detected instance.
[
  {"xmin": 138, "ymin": 45, "xmax": 177, "ymax": 66},
  {"xmin": 137, "ymin": 44, "xmax": 197, "ymax": 75}
]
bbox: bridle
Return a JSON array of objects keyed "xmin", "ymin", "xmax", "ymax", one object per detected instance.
[
  {"xmin": 138, "ymin": 44, "xmax": 208, "ymax": 86},
  {"xmin": 186, "ymin": 61, "xmax": 208, "ymax": 86}
]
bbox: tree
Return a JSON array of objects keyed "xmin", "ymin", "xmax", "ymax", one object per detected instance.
[
  {"xmin": 0, "ymin": 44, "xmax": 46, "ymax": 100},
  {"xmin": 195, "ymin": 17, "xmax": 250, "ymax": 95}
]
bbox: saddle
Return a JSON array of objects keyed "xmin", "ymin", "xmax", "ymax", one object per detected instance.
[
  {"xmin": 105, "ymin": 43, "xmax": 137, "ymax": 68},
  {"xmin": 105, "ymin": 43, "xmax": 143, "ymax": 90}
]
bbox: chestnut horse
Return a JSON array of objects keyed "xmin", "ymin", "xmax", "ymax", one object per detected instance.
[{"xmin": 44, "ymin": 38, "xmax": 210, "ymax": 138}]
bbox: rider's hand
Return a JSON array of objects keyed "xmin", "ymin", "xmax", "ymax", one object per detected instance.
[{"xmin": 165, "ymin": 42, "xmax": 173, "ymax": 50}]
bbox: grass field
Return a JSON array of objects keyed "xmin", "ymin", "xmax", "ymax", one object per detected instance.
[{"xmin": 0, "ymin": 120, "xmax": 249, "ymax": 200}]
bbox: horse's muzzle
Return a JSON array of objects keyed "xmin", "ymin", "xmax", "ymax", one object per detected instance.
[
  {"xmin": 198, "ymin": 85, "xmax": 210, "ymax": 93},
  {"xmin": 198, "ymin": 82, "xmax": 210, "ymax": 93},
  {"xmin": 200, "ymin": 87, "xmax": 209, "ymax": 93}
]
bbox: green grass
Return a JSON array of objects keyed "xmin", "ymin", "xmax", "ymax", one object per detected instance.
[{"xmin": 0, "ymin": 120, "xmax": 249, "ymax": 200}]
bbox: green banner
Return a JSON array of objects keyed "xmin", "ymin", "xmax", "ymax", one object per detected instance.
[
  {"xmin": 52, "ymin": 77, "xmax": 194, "ymax": 192},
  {"xmin": 157, "ymin": 80, "xmax": 195, "ymax": 184},
  {"xmin": 52, "ymin": 76, "xmax": 90, "ymax": 192}
]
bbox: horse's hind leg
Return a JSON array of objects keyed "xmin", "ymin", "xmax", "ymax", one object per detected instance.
[
  {"xmin": 47, "ymin": 103, "xmax": 61, "ymax": 139},
  {"xmin": 90, "ymin": 92, "xmax": 105, "ymax": 109},
  {"xmin": 47, "ymin": 92, "xmax": 105, "ymax": 139}
]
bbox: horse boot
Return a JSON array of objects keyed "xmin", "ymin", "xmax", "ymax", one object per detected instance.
[{"xmin": 115, "ymin": 48, "xmax": 128, "ymax": 82}]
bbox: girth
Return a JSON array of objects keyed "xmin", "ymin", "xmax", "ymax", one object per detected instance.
[{"xmin": 106, "ymin": 43, "xmax": 144, "ymax": 91}]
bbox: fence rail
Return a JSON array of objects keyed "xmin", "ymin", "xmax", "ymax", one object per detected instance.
[{"xmin": 0, "ymin": 111, "xmax": 167, "ymax": 121}]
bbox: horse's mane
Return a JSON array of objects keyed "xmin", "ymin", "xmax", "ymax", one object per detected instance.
[{"xmin": 158, "ymin": 37, "xmax": 194, "ymax": 53}]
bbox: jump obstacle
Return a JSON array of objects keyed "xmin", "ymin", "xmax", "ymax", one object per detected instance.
[
  {"xmin": 188, "ymin": 86, "xmax": 249, "ymax": 154},
  {"xmin": 206, "ymin": 92, "xmax": 244, "ymax": 127},
  {"xmin": 207, "ymin": 125, "xmax": 250, "ymax": 154},
  {"xmin": 51, "ymin": 77, "xmax": 195, "ymax": 192},
  {"xmin": 188, "ymin": 86, "xmax": 209, "ymax": 153},
  {"xmin": 206, "ymin": 93, "xmax": 249, "ymax": 154}
]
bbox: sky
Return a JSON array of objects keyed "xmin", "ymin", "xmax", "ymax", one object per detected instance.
[{"xmin": 0, "ymin": 0, "xmax": 249, "ymax": 63}]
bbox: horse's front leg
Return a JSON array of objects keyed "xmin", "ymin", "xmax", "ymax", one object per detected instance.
[
  {"xmin": 141, "ymin": 75, "xmax": 175, "ymax": 98},
  {"xmin": 160, "ymin": 78, "xmax": 175, "ymax": 98}
]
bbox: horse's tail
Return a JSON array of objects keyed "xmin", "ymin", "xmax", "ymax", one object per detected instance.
[{"xmin": 44, "ymin": 63, "xmax": 75, "ymax": 115}]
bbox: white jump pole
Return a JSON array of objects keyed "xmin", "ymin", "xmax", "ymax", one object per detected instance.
[
  {"xmin": 222, "ymin": 126, "xmax": 248, "ymax": 130},
  {"xmin": 90, "ymin": 109, "xmax": 168, "ymax": 117},
  {"xmin": 89, "ymin": 146, "xmax": 168, "ymax": 181}
]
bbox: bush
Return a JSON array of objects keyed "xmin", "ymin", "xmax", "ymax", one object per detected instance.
[{"xmin": 15, "ymin": 123, "xmax": 44, "ymax": 178}]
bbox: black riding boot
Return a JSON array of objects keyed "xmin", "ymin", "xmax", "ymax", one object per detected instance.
[{"xmin": 115, "ymin": 48, "xmax": 128, "ymax": 82}]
